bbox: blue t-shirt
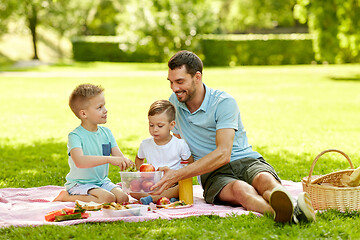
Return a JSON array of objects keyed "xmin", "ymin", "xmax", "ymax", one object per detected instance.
[
  {"xmin": 65, "ymin": 125, "xmax": 118, "ymax": 191},
  {"xmin": 169, "ymin": 84, "xmax": 261, "ymax": 162}
]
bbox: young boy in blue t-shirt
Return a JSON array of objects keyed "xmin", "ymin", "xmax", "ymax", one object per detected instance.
[{"xmin": 54, "ymin": 84, "xmax": 133, "ymax": 203}]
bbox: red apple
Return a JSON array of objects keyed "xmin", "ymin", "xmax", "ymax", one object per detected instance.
[
  {"xmin": 139, "ymin": 164, "xmax": 155, "ymax": 172},
  {"xmin": 129, "ymin": 179, "xmax": 142, "ymax": 192},
  {"xmin": 156, "ymin": 197, "xmax": 171, "ymax": 205},
  {"xmin": 141, "ymin": 180, "xmax": 155, "ymax": 192}
]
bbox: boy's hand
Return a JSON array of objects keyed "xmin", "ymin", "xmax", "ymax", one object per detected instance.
[{"xmin": 109, "ymin": 156, "xmax": 134, "ymax": 170}]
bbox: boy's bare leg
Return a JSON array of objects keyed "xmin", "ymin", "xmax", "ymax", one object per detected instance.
[
  {"xmin": 111, "ymin": 187, "xmax": 129, "ymax": 203},
  {"xmin": 130, "ymin": 185, "xmax": 179, "ymax": 203},
  {"xmin": 53, "ymin": 188, "xmax": 116, "ymax": 203}
]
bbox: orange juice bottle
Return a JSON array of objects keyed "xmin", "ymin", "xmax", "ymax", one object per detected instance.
[{"xmin": 179, "ymin": 161, "xmax": 193, "ymax": 204}]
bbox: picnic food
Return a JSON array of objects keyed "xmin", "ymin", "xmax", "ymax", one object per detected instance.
[
  {"xmin": 129, "ymin": 179, "xmax": 142, "ymax": 192},
  {"xmin": 139, "ymin": 163, "xmax": 155, "ymax": 172},
  {"xmin": 102, "ymin": 203, "xmax": 148, "ymax": 218},
  {"xmin": 157, "ymin": 200, "xmax": 188, "ymax": 208},
  {"xmin": 141, "ymin": 180, "xmax": 155, "ymax": 192},
  {"xmin": 102, "ymin": 202, "xmax": 132, "ymax": 210},
  {"xmin": 45, "ymin": 208, "xmax": 89, "ymax": 222},
  {"xmin": 76, "ymin": 200, "xmax": 133, "ymax": 211},
  {"xmin": 156, "ymin": 197, "xmax": 171, "ymax": 205},
  {"xmin": 341, "ymin": 167, "xmax": 360, "ymax": 187},
  {"xmin": 120, "ymin": 171, "xmax": 162, "ymax": 193},
  {"xmin": 75, "ymin": 200, "xmax": 103, "ymax": 211}
]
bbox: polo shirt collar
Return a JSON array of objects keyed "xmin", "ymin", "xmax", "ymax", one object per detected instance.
[{"xmin": 178, "ymin": 83, "xmax": 210, "ymax": 114}]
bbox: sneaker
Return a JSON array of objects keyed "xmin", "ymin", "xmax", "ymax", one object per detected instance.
[
  {"xmin": 293, "ymin": 192, "xmax": 316, "ymax": 223},
  {"xmin": 140, "ymin": 196, "xmax": 153, "ymax": 205},
  {"xmin": 269, "ymin": 185, "xmax": 294, "ymax": 223}
]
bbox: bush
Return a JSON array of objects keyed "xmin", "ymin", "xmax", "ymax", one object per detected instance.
[
  {"xmin": 199, "ymin": 34, "xmax": 315, "ymax": 66},
  {"xmin": 72, "ymin": 36, "xmax": 161, "ymax": 62},
  {"xmin": 72, "ymin": 34, "xmax": 315, "ymax": 65}
]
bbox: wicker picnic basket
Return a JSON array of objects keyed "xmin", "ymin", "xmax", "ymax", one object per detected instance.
[{"xmin": 302, "ymin": 149, "xmax": 360, "ymax": 211}]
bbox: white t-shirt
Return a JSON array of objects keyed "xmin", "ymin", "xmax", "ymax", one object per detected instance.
[{"xmin": 137, "ymin": 136, "xmax": 191, "ymax": 170}]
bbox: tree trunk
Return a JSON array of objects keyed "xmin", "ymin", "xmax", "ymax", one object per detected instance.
[{"xmin": 28, "ymin": 5, "xmax": 39, "ymax": 60}]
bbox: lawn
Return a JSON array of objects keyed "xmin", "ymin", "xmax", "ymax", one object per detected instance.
[{"xmin": 1, "ymin": 62, "xmax": 360, "ymax": 239}]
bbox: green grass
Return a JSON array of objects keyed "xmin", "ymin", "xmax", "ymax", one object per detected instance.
[{"xmin": 1, "ymin": 62, "xmax": 360, "ymax": 239}]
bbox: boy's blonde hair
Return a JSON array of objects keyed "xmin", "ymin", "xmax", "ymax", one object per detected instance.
[
  {"xmin": 148, "ymin": 100, "xmax": 175, "ymax": 122},
  {"xmin": 69, "ymin": 84, "xmax": 104, "ymax": 119}
]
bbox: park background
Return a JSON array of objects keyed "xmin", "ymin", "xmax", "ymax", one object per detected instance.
[
  {"xmin": 0, "ymin": 0, "xmax": 359, "ymax": 65},
  {"xmin": 1, "ymin": 0, "xmax": 360, "ymax": 239}
]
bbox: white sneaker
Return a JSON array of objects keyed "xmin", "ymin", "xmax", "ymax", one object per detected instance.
[
  {"xmin": 293, "ymin": 192, "xmax": 316, "ymax": 223},
  {"xmin": 269, "ymin": 185, "xmax": 294, "ymax": 223}
]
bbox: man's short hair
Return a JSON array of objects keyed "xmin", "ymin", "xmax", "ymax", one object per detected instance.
[
  {"xmin": 168, "ymin": 50, "xmax": 203, "ymax": 76},
  {"xmin": 148, "ymin": 100, "xmax": 175, "ymax": 122},
  {"xmin": 69, "ymin": 84, "xmax": 104, "ymax": 119}
]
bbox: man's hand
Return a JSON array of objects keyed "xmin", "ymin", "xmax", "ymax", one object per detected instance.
[{"xmin": 150, "ymin": 166, "xmax": 178, "ymax": 195}]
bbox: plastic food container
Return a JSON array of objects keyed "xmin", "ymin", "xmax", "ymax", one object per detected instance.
[
  {"xmin": 120, "ymin": 171, "xmax": 163, "ymax": 193},
  {"xmin": 102, "ymin": 204, "xmax": 148, "ymax": 218}
]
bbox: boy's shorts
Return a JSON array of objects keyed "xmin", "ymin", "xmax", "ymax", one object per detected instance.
[
  {"xmin": 200, "ymin": 157, "xmax": 281, "ymax": 204},
  {"xmin": 68, "ymin": 180, "xmax": 120, "ymax": 195}
]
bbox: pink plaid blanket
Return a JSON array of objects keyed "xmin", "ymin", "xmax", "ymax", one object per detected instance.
[{"xmin": 0, "ymin": 181, "xmax": 302, "ymax": 228}]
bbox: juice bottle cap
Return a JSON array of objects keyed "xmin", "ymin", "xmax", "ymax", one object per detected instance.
[{"xmin": 180, "ymin": 161, "xmax": 189, "ymax": 165}]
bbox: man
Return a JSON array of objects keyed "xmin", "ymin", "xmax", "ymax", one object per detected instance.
[{"xmin": 151, "ymin": 50, "xmax": 315, "ymax": 223}]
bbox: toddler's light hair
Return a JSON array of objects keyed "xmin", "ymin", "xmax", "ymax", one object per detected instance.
[
  {"xmin": 69, "ymin": 84, "xmax": 104, "ymax": 119},
  {"xmin": 148, "ymin": 100, "xmax": 175, "ymax": 122}
]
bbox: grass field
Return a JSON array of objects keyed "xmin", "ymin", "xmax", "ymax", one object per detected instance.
[{"xmin": 1, "ymin": 62, "xmax": 360, "ymax": 239}]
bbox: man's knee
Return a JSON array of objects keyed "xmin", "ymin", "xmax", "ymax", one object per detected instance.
[
  {"xmin": 221, "ymin": 180, "xmax": 255, "ymax": 203},
  {"xmin": 253, "ymin": 172, "xmax": 277, "ymax": 185},
  {"xmin": 252, "ymin": 172, "xmax": 280, "ymax": 194}
]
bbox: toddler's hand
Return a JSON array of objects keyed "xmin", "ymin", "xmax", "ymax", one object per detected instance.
[{"xmin": 109, "ymin": 156, "xmax": 133, "ymax": 170}]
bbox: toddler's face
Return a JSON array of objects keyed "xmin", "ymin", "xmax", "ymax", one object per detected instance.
[{"xmin": 148, "ymin": 112, "xmax": 175, "ymax": 142}]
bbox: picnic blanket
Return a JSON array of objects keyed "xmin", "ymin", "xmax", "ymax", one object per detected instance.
[{"xmin": 0, "ymin": 180, "xmax": 302, "ymax": 228}]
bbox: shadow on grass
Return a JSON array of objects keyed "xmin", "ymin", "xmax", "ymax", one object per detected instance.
[
  {"xmin": 0, "ymin": 138, "xmax": 138, "ymax": 188},
  {"xmin": 328, "ymin": 74, "xmax": 360, "ymax": 82},
  {"xmin": 1, "ymin": 139, "xmax": 357, "ymax": 188}
]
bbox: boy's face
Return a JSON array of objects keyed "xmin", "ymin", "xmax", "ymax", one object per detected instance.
[
  {"xmin": 81, "ymin": 92, "xmax": 107, "ymax": 126},
  {"xmin": 148, "ymin": 112, "xmax": 175, "ymax": 142}
]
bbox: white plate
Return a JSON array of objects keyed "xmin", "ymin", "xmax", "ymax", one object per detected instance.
[
  {"xmin": 102, "ymin": 204, "xmax": 148, "ymax": 218},
  {"xmin": 156, "ymin": 204, "xmax": 193, "ymax": 209}
]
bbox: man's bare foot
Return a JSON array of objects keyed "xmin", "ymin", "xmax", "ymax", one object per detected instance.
[{"xmin": 53, "ymin": 190, "xmax": 70, "ymax": 202}]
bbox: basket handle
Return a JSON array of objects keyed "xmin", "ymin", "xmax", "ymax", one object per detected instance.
[{"xmin": 306, "ymin": 149, "xmax": 354, "ymax": 185}]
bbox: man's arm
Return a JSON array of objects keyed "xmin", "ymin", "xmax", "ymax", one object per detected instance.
[{"xmin": 151, "ymin": 128, "xmax": 235, "ymax": 195}]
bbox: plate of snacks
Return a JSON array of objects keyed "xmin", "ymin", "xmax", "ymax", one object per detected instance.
[
  {"xmin": 156, "ymin": 198, "xmax": 192, "ymax": 209},
  {"xmin": 101, "ymin": 202, "xmax": 148, "ymax": 218},
  {"xmin": 75, "ymin": 200, "xmax": 148, "ymax": 218}
]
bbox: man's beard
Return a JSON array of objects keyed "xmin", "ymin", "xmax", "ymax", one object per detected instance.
[{"xmin": 176, "ymin": 80, "xmax": 196, "ymax": 103}]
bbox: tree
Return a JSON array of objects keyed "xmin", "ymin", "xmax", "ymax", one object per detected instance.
[
  {"xmin": 114, "ymin": 0, "xmax": 219, "ymax": 61},
  {"xmin": 0, "ymin": 0, "xmax": 64, "ymax": 60},
  {"xmin": 219, "ymin": 0, "xmax": 300, "ymax": 33},
  {"xmin": 0, "ymin": 0, "xmax": 104, "ymax": 60},
  {"xmin": 46, "ymin": 0, "xmax": 99, "ymax": 59},
  {"xmin": 294, "ymin": 0, "xmax": 360, "ymax": 63},
  {"xmin": 1, "ymin": 0, "xmax": 50, "ymax": 60},
  {"xmin": 0, "ymin": 1, "xmax": 16, "ymax": 34}
]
